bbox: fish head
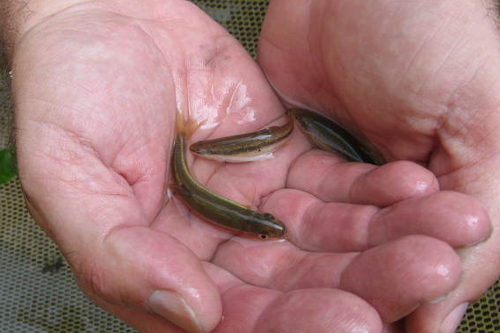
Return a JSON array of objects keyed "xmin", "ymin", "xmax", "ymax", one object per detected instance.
[
  {"xmin": 190, "ymin": 141, "xmax": 210, "ymax": 156},
  {"xmin": 255, "ymin": 213, "xmax": 287, "ymax": 240}
]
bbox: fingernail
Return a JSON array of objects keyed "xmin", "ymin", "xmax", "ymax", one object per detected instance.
[
  {"xmin": 148, "ymin": 290, "xmax": 204, "ymax": 333},
  {"xmin": 440, "ymin": 302, "xmax": 468, "ymax": 333}
]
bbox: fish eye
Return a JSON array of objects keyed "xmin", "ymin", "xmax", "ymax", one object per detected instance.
[{"xmin": 259, "ymin": 234, "xmax": 269, "ymax": 240}]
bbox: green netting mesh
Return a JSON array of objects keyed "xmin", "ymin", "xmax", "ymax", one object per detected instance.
[{"xmin": 1, "ymin": 0, "xmax": 499, "ymax": 332}]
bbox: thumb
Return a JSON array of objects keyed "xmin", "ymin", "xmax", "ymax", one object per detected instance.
[
  {"xmin": 24, "ymin": 191, "xmax": 221, "ymax": 333},
  {"xmin": 73, "ymin": 226, "xmax": 222, "ymax": 333}
]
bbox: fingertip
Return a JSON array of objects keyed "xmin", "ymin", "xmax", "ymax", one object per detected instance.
[
  {"xmin": 404, "ymin": 297, "xmax": 470, "ymax": 333},
  {"xmin": 436, "ymin": 191, "xmax": 492, "ymax": 248},
  {"xmin": 340, "ymin": 235, "xmax": 462, "ymax": 322},
  {"xmin": 81, "ymin": 227, "xmax": 222, "ymax": 333},
  {"xmin": 148, "ymin": 290, "xmax": 205, "ymax": 333},
  {"xmin": 369, "ymin": 191, "xmax": 492, "ymax": 248},
  {"xmin": 439, "ymin": 302, "xmax": 469, "ymax": 333},
  {"xmin": 458, "ymin": 201, "xmax": 492, "ymax": 249}
]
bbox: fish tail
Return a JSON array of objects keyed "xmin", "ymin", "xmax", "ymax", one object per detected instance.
[
  {"xmin": 175, "ymin": 109, "xmax": 186, "ymax": 135},
  {"xmin": 175, "ymin": 109, "xmax": 199, "ymax": 139}
]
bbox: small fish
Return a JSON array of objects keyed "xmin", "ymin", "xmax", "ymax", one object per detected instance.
[
  {"xmin": 291, "ymin": 108, "xmax": 385, "ymax": 165},
  {"xmin": 172, "ymin": 112, "xmax": 286, "ymax": 239},
  {"xmin": 189, "ymin": 116, "xmax": 293, "ymax": 163}
]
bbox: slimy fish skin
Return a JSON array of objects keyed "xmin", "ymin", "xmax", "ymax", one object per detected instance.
[
  {"xmin": 291, "ymin": 108, "xmax": 385, "ymax": 165},
  {"xmin": 172, "ymin": 113, "xmax": 286, "ymax": 239},
  {"xmin": 189, "ymin": 116, "xmax": 293, "ymax": 163},
  {"xmin": 190, "ymin": 109, "xmax": 384, "ymax": 165}
]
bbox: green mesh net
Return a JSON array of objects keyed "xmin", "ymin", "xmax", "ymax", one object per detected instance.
[{"xmin": 0, "ymin": 1, "xmax": 499, "ymax": 332}]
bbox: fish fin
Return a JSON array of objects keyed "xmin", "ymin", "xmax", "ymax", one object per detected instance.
[
  {"xmin": 175, "ymin": 109, "xmax": 187, "ymax": 135},
  {"xmin": 175, "ymin": 109, "xmax": 201, "ymax": 139},
  {"xmin": 185, "ymin": 118, "xmax": 200, "ymax": 139}
]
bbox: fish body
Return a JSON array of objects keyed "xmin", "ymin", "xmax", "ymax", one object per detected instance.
[
  {"xmin": 189, "ymin": 117, "xmax": 293, "ymax": 163},
  {"xmin": 291, "ymin": 109, "xmax": 384, "ymax": 165},
  {"xmin": 189, "ymin": 109, "xmax": 384, "ymax": 165},
  {"xmin": 172, "ymin": 115, "xmax": 286, "ymax": 239}
]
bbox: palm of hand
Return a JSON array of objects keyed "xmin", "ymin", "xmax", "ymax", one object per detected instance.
[
  {"xmin": 259, "ymin": 0, "xmax": 500, "ymax": 332},
  {"xmin": 14, "ymin": 1, "xmax": 491, "ymax": 333}
]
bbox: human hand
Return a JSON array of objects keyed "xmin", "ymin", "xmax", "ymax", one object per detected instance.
[
  {"xmin": 8, "ymin": 0, "xmax": 490, "ymax": 332},
  {"xmin": 258, "ymin": 0, "xmax": 500, "ymax": 332}
]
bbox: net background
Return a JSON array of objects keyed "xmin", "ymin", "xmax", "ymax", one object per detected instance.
[{"xmin": 0, "ymin": 0, "xmax": 498, "ymax": 332}]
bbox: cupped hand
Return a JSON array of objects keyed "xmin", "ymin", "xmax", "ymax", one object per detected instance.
[
  {"xmin": 259, "ymin": 0, "xmax": 500, "ymax": 332},
  {"xmin": 12, "ymin": 0, "xmax": 490, "ymax": 332}
]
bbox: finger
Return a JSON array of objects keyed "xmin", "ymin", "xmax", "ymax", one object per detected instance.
[
  {"xmin": 261, "ymin": 0, "xmax": 500, "ymax": 333},
  {"xmin": 202, "ymin": 263, "xmax": 383, "ymax": 333},
  {"xmin": 369, "ymin": 191, "xmax": 491, "ymax": 248},
  {"xmin": 264, "ymin": 188, "xmax": 378, "ymax": 252},
  {"xmin": 404, "ymin": 296, "xmax": 468, "ymax": 333},
  {"xmin": 405, "ymin": 241, "xmax": 498, "ymax": 333},
  {"xmin": 16, "ymin": 118, "xmax": 222, "ymax": 332},
  {"xmin": 212, "ymin": 235, "xmax": 461, "ymax": 323},
  {"xmin": 288, "ymin": 150, "xmax": 439, "ymax": 206},
  {"xmin": 338, "ymin": 236, "xmax": 461, "ymax": 323},
  {"xmin": 253, "ymin": 289, "xmax": 382, "ymax": 333},
  {"xmin": 91, "ymin": 262, "xmax": 384, "ymax": 333},
  {"xmin": 87, "ymin": 294, "xmax": 188, "ymax": 333},
  {"xmin": 23, "ymin": 186, "xmax": 222, "ymax": 333},
  {"xmin": 70, "ymin": 226, "xmax": 222, "ymax": 333},
  {"xmin": 263, "ymin": 189, "xmax": 489, "ymax": 252}
]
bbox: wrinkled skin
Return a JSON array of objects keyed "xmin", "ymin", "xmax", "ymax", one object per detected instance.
[
  {"xmin": 9, "ymin": 0, "xmax": 497, "ymax": 332},
  {"xmin": 259, "ymin": 0, "xmax": 500, "ymax": 332}
]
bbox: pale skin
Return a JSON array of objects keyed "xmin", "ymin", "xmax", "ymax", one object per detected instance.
[{"xmin": 3, "ymin": 0, "xmax": 498, "ymax": 332}]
